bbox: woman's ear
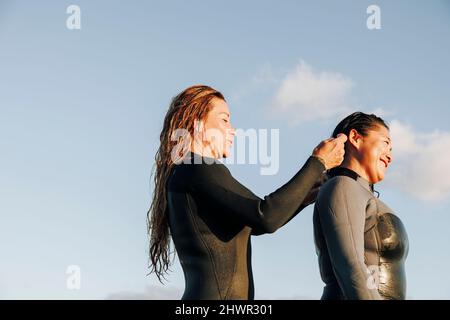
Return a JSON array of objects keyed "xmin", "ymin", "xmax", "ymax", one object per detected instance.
[{"xmin": 347, "ymin": 128, "xmax": 362, "ymax": 150}]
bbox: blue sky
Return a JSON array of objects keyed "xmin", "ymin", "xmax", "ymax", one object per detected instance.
[{"xmin": 0, "ymin": 0, "xmax": 450, "ymax": 299}]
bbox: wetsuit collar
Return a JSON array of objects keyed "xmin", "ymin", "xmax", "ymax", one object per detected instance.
[
  {"xmin": 186, "ymin": 151, "xmax": 222, "ymax": 164},
  {"xmin": 328, "ymin": 167, "xmax": 375, "ymax": 194}
]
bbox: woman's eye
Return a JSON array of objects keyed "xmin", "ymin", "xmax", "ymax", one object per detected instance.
[{"xmin": 222, "ymin": 119, "xmax": 228, "ymax": 123}]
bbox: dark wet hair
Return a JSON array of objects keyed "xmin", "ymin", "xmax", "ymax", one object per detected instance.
[{"xmin": 332, "ymin": 111, "xmax": 389, "ymax": 138}]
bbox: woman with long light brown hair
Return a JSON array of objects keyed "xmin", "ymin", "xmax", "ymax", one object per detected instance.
[{"xmin": 148, "ymin": 85, "xmax": 347, "ymax": 300}]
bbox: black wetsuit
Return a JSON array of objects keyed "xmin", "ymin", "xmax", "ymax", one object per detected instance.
[
  {"xmin": 313, "ymin": 167, "xmax": 409, "ymax": 300},
  {"xmin": 167, "ymin": 152, "xmax": 325, "ymax": 300}
]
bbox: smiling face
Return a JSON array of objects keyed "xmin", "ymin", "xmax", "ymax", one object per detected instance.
[
  {"xmin": 201, "ymin": 98, "xmax": 236, "ymax": 158},
  {"xmin": 348, "ymin": 124, "xmax": 393, "ymax": 183}
]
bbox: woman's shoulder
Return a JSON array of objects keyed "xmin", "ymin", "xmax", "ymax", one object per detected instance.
[
  {"xmin": 321, "ymin": 175, "xmax": 364, "ymax": 193},
  {"xmin": 317, "ymin": 175, "xmax": 372, "ymax": 205},
  {"xmin": 168, "ymin": 160, "xmax": 230, "ymax": 189}
]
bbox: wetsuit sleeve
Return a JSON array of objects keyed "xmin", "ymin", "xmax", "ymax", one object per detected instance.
[
  {"xmin": 190, "ymin": 156, "xmax": 325, "ymax": 235},
  {"xmin": 316, "ymin": 178, "xmax": 382, "ymax": 300}
]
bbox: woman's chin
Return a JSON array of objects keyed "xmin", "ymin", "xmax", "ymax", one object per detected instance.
[
  {"xmin": 221, "ymin": 145, "xmax": 232, "ymax": 158},
  {"xmin": 374, "ymin": 171, "xmax": 385, "ymax": 183}
]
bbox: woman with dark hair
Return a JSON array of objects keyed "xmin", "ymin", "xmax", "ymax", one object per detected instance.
[
  {"xmin": 148, "ymin": 85, "xmax": 347, "ymax": 300},
  {"xmin": 313, "ymin": 112, "xmax": 409, "ymax": 300}
]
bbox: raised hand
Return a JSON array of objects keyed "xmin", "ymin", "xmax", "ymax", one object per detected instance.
[{"xmin": 312, "ymin": 133, "xmax": 347, "ymax": 170}]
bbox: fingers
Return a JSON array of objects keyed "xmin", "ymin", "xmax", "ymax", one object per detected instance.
[
  {"xmin": 334, "ymin": 133, "xmax": 348, "ymax": 144},
  {"xmin": 312, "ymin": 134, "xmax": 347, "ymax": 170},
  {"xmin": 331, "ymin": 133, "xmax": 346, "ymax": 153},
  {"xmin": 331, "ymin": 139, "xmax": 345, "ymax": 167}
]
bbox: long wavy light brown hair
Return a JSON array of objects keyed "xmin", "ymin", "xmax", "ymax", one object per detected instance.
[{"xmin": 148, "ymin": 85, "xmax": 225, "ymax": 282}]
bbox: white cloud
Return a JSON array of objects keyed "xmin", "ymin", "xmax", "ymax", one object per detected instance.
[
  {"xmin": 105, "ymin": 285, "xmax": 182, "ymax": 300},
  {"xmin": 387, "ymin": 120, "xmax": 450, "ymax": 202},
  {"xmin": 270, "ymin": 61, "xmax": 353, "ymax": 123}
]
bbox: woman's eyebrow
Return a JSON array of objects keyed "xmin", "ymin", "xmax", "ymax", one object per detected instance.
[{"xmin": 219, "ymin": 112, "xmax": 230, "ymax": 117}]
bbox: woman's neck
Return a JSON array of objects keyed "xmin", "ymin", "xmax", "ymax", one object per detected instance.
[
  {"xmin": 191, "ymin": 142, "xmax": 218, "ymax": 159},
  {"xmin": 340, "ymin": 157, "xmax": 370, "ymax": 182}
]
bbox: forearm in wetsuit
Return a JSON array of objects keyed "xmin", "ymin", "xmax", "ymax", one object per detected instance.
[
  {"xmin": 316, "ymin": 177, "xmax": 382, "ymax": 300},
  {"xmin": 189, "ymin": 156, "xmax": 325, "ymax": 235}
]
